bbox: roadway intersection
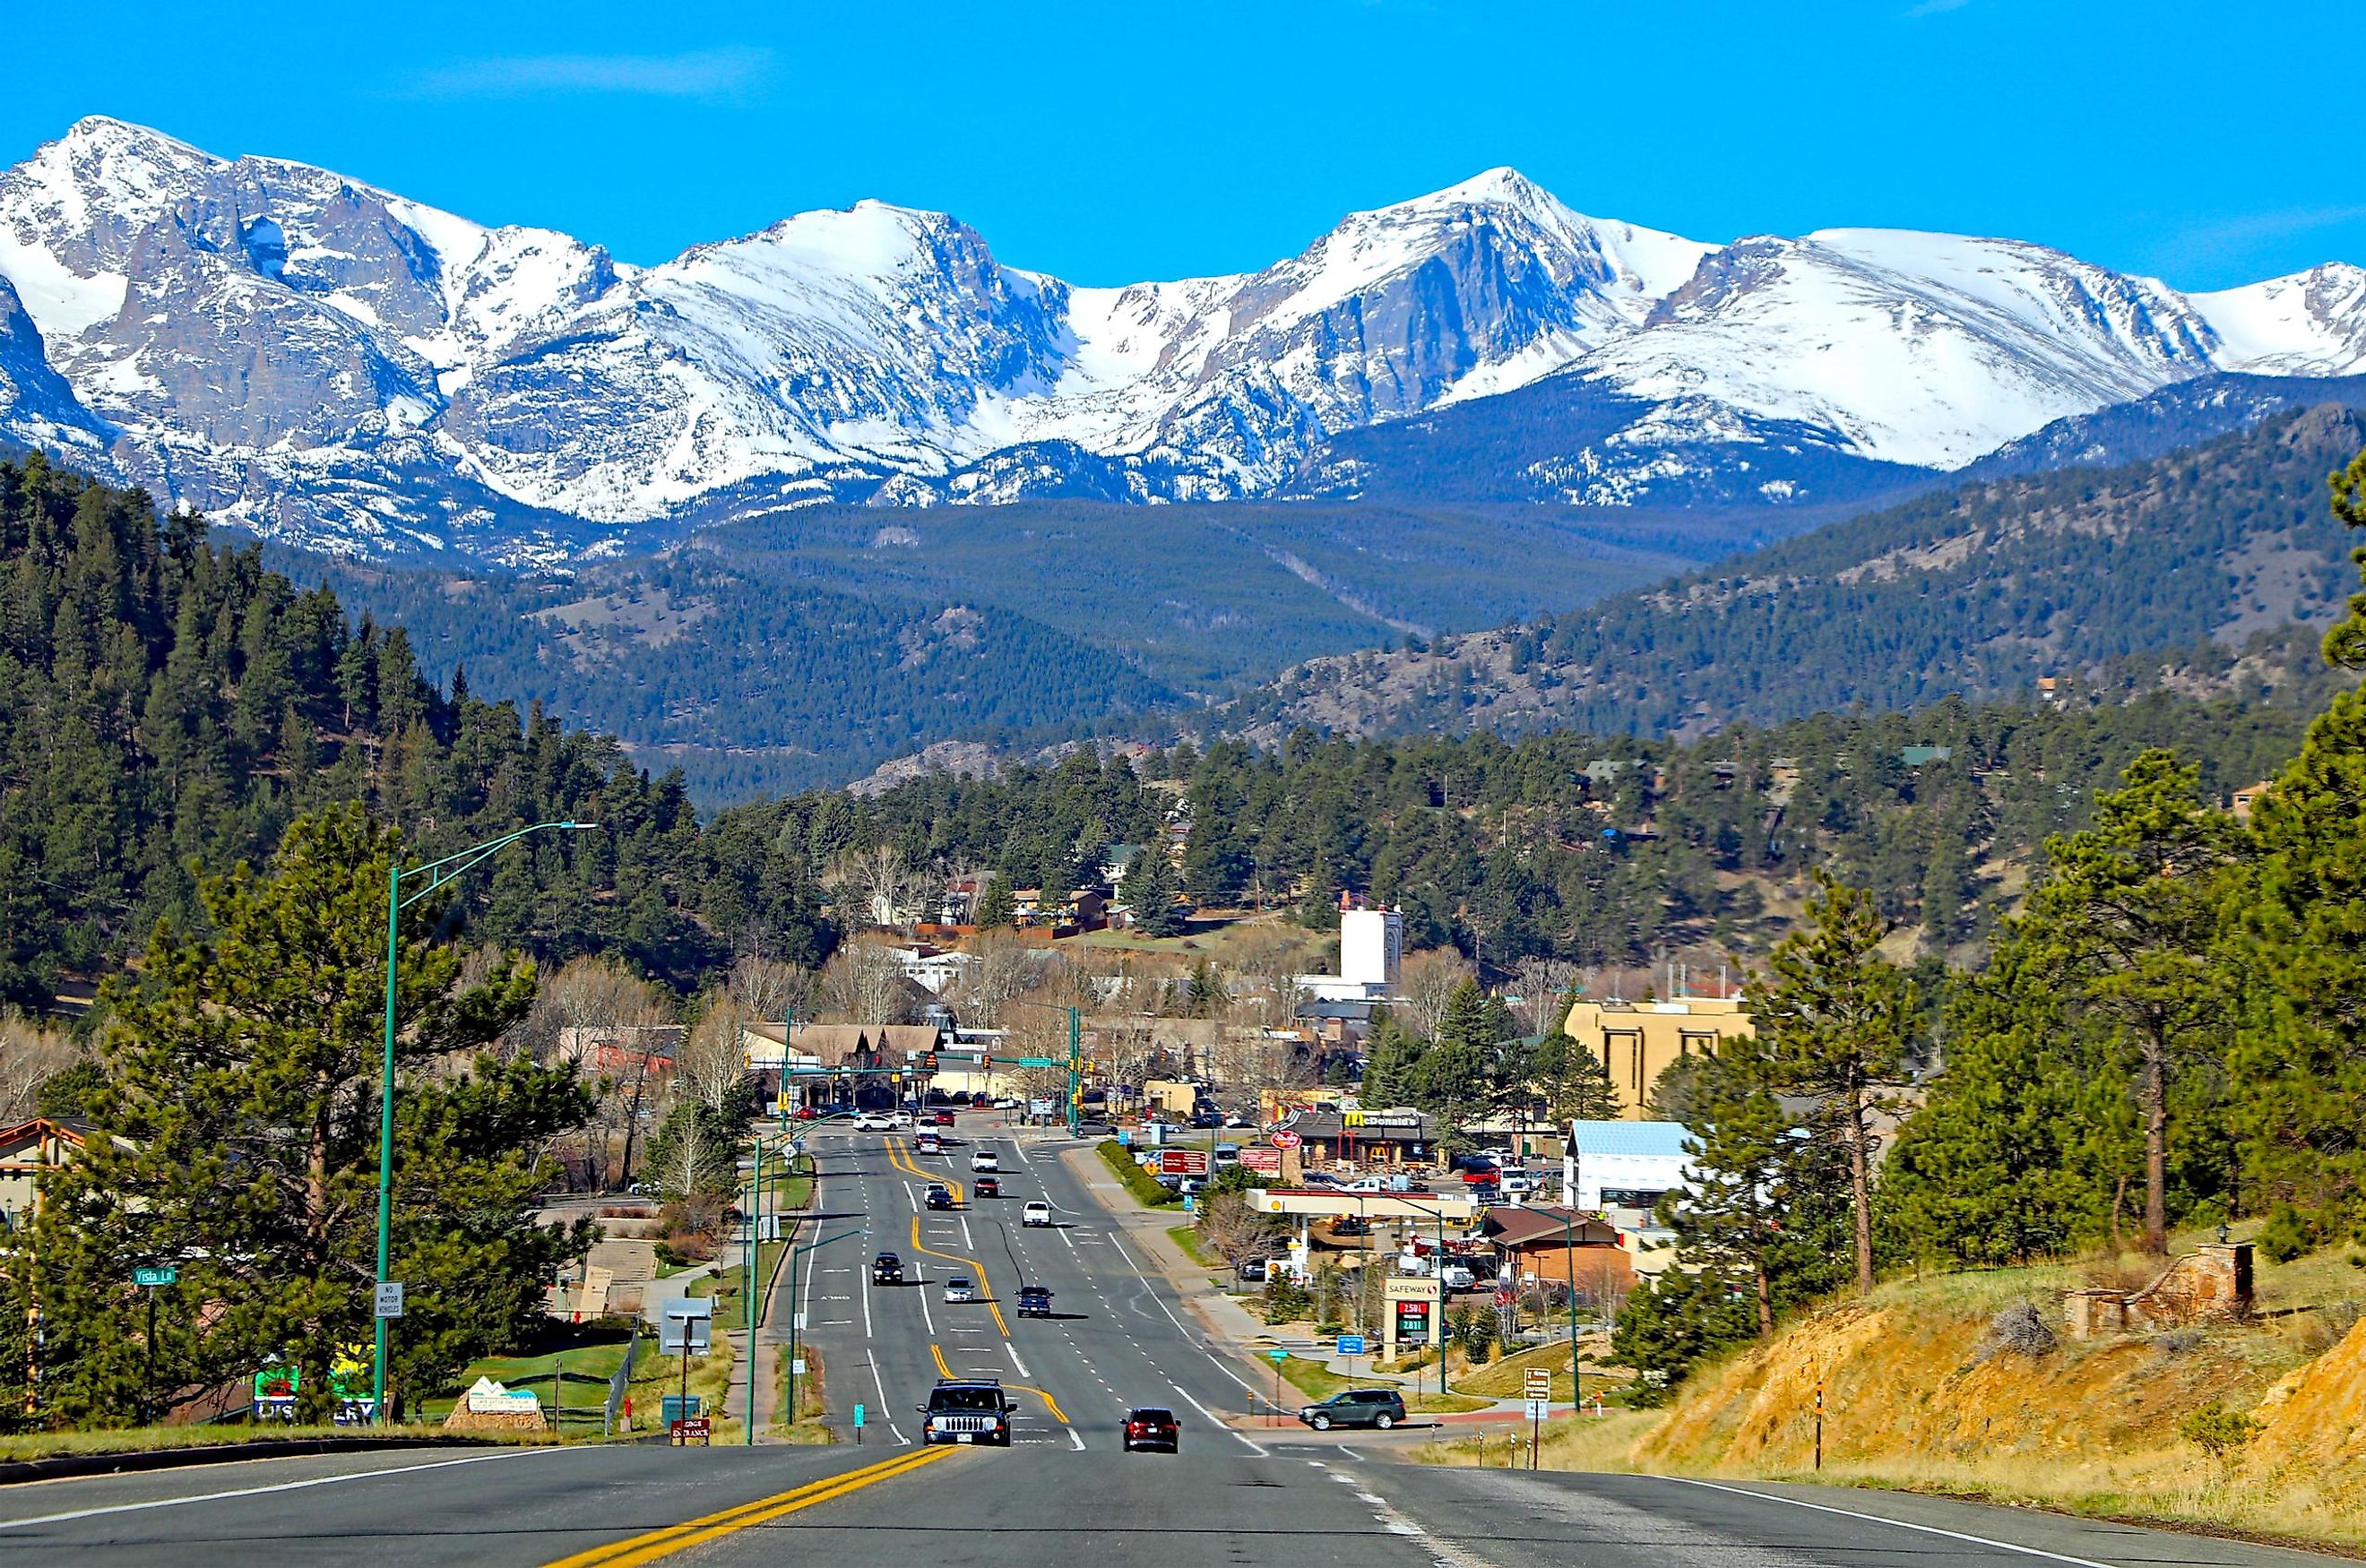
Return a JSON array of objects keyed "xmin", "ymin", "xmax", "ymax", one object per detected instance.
[{"xmin": 0, "ymin": 1116, "xmax": 2344, "ymax": 1566}]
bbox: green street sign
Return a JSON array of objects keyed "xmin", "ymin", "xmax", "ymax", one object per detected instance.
[
  {"xmin": 1267, "ymin": 1348, "xmax": 1290, "ymax": 1362},
  {"xmin": 134, "ymin": 1266, "xmax": 177, "ymax": 1288}
]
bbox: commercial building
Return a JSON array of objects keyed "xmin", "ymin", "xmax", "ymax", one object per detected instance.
[
  {"xmin": 1562, "ymin": 994, "xmax": 1755, "ymax": 1116},
  {"xmin": 1297, "ymin": 893, "xmax": 1403, "ymax": 1004},
  {"xmin": 1561, "ymin": 1120, "xmax": 1692, "ymax": 1212}
]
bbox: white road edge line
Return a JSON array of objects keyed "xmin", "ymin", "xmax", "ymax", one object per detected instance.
[
  {"xmin": 960, "ymin": 1214, "xmax": 974, "ymax": 1251},
  {"xmin": 1066, "ymin": 1426, "xmax": 1086, "ymax": 1452},
  {"xmin": 1107, "ymin": 1233, "xmax": 1256, "ymax": 1396},
  {"xmin": 1660, "ymin": 1478, "xmax": 2119, "ymax": 1568},
  {"xmin": 864, "ymin": 1349, "xmax": 911, "ymax": 1445},
  {"xmin": 0, "ymin": 1447, "xmax": 563, "ymax": 1530},
  {"xmin": 1173, "ymin": 1383, "xmax": 1268, "ymax": 1458}
]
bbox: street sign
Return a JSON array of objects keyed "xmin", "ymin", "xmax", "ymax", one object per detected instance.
[
  {"xmin": 1524, "ymin": 1368, "xmax": 1551, "ymax": 1400},
  {"xmin": 852, "ymin": 1403, "xmax": 866, "ymax": 1427},
  {"xmin": 1267, "ymin": 1348, "xmax": 1290, "ymax": 1362},
  {"xmin": 1525, "ymin": 1398, "xmax": 1550, "ymax": 1421},
  {"xmin": 660, "ymin": 1298, "xmax": 714, "ymax": 1354},
  {"xmin": 1159, "ymin": 1149, "xmax": 1210, "ymax": 1176},
  {"xmin": 374, "ymin": 1281, "xmax": 405, "ymax": 1319},
  {"xmin": 670, "ymin": 1416, "xmax": 712, "ymax": 1445},
  {"xmin": 133, "ymin": 1266, "xmax": 177, "ymax": 1288},
  {"xmin": 1335, "ymin": 1335, "xmax": 1366, "ymax": 1355},
  {"xmin": 1238, "ymin": 1147, "xmax": 1283, "ymax": 1174},
  {"xmin": 1269, "ymin": 1130, "xmax": 1302, "ymax": 1150},
  {"xmin": 792, "ymin": 1358, "xmax": 807, "ymax": 1375}
]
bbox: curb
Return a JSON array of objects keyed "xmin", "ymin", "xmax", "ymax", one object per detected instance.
[{"xmin": 0, "ymin": 1434, "xmax": 508, "ymax": 1486}]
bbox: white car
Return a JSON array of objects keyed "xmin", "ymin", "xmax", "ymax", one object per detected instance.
[
  {"xmin": 969, "ymin": 1150, "xmax": 1000, "ymax": 1174},
  {"xmin": 1022, "ymin": 1202, "xmax": 1053, "ymax": 1228},
  {"xmin": 943, "ymin": 1276, "xmax": 978, "ymax": 1303},
  {"xmin": 1343, "ymin": 1176, "xmax": 1388, "ymax": 1193},
  {"xmin": 852, "ymin": 1113, "xmax": 894, "ymax": 1131}
]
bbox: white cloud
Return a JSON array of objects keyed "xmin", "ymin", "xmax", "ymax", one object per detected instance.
[{"xmin": 405, "ymin": 47, "xmax": 773, "ymax": 100}]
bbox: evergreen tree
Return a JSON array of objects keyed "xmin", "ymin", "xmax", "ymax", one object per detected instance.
[
  {"xmin": 1531, "ymin": 1028, "xmax": 1622, "ymax": 1124},
  {"xmin": 1358, "ymin": 1009, "xmax": 1427, "ymax": 1108},
  {"xmin": 1756, "ymin": 873, "xmax": 1913, "ymax": 1296},
  {"xmin": 972, "ymin": 874, "xmax": 1015, "ymax": 929},
  {"xmin": 16, "ymin": 806, "xmax": 592, "ymax": 1426}
]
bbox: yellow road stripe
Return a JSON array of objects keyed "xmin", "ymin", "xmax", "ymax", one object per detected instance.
[
  {"xmin": 928, "ymin": 1342, "xmax": 1065, "ymax": 1424},
  {"xmin": 536, "ymin": 1447, "xmax": 952, "ymax": 1568},
  {"xmin": 905, "ymin": 1213, "xmax": 1009, "ymax": 1334}
]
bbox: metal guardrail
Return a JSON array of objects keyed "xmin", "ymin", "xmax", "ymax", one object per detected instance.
[{"xmin": 604, "ymin": 1323, "xmax": 642, "ymax": 1435}]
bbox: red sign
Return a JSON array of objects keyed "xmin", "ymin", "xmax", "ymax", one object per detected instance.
[
  {"xmin": 670, "ymin": 1417, "xmax": 712, "ymax": 1446},
  {"xmin": 1160, "ymin": 1150, "xmax": 1211, "ymax": 1176},
  {"xmin": 1238, "ymin": 1147, "xmax": 1283, "ymax": 1173},
  {"xmin": 1269, "ymin": 1130, "xmax": 1302, "ymax": 1150}
]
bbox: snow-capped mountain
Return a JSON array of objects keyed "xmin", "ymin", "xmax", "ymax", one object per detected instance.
[{"xmin": 0, "ymin": 116, "xmax": 2362, "ymax": 563}]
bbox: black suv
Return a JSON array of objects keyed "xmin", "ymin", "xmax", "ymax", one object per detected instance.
[
  {"xmin": 1015, "ymin": 1284, "xmax": 1053, "ymax": 1318},
  {"xmin": 924, "ymin": 1184, "xmax": 954, "ymax": 1210},
  {"xmin": 1298, "ymin": 1389, "xmax": 1407, "ymax": 1431},
  {"xmin": 870, "ymin": 1252, "xmax": 903, "ymax": 1286},
  {"xmin": 919, "ymin": 1379, "xmax": 1014, "ymax": 1446}
]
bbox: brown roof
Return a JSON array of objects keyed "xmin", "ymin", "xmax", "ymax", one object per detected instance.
[{"xmin": 1480, "ymin": 1205, "xmax": 1621, "ymax": 1250}]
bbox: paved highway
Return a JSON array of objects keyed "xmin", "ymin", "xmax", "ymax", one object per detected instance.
[{"xmin": 0, "ymin": 1115, "xmax": 2342, "ymax": 1565}]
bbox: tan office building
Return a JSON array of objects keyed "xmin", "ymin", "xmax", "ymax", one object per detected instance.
[{"xmin": 1563, "ymin": 995, "xmax": 1755, "ymax": 1117}]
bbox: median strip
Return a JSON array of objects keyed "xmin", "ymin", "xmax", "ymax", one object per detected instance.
[{"xmin": 535, "ymin": 1447, "xmax": 952, "ymax": 1568}]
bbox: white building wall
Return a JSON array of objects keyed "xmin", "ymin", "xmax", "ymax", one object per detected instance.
[{"xmin": 1340, "ymin": 909, "xmax": 1403, "ymax": 990}]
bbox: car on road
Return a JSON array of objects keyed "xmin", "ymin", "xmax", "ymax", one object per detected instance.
[
  {"xmin": 1342, "ymin": 1176, "xmax": 1387, "ymax": 1193},
  {"xmin": 915, "ymin": 1133, "xmax": 943, "ymax": 1155},
  {"xmin": 919, "ymin": 1379, "xmax": 1013, "ymax": 1446},
  {"xmin": 852, "ymin": 1113, "xmax": 897, "ymax": 1131},
  {"xmin": 932, "ymin": 1109, "xmax": 957, "ymax": 1127},
  {"xmin": 943, "ymin": 1276, "xmax": 978, "ymax": 1304},
  {"xmin": 1015, "ymin": 1284, "xmax": 1053, "ymax": 1317},
  {"xmin": 1299, "ymin": 1389, "xmax": 1407, "ymax": 1431},
  {"xmin": 973, "ymin": 1176, "xmax": 1001, "ymax": 1198},
  {"xmin": 924, "ymin": 1184, "xmax": 954, "ymax": 1210},
  {"xmin": 969, "ymin": 1149, "xmax": 1000, "ymax": 1173},
  {"xmin": 871, "ymin": 1252, "xmax": 904, "ymax": 1286},
  {"xmin": 1022, "ymin": 1201, "xmax": 1053, "ymax": 1228},
  {"xmin": 1122, "ymin": 1406, "xmax": 1179, "ymax": 1452},
  {"xmin": 1302, "ymin": 1171, "xmax": 1343, "ymax": 1187},
  {"xmin": 1439, "ymin": 1263, "xmax": 1476, "ymax": 1290},
  {"xmin": 1075, "ymin": 1120, "xmax": 1117, "ymax": 1137}
]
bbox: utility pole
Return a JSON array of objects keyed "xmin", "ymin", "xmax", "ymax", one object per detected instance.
[{"xmin": 1066, "ymin": 1006, "xmax": 1082, "ymax": 1140}]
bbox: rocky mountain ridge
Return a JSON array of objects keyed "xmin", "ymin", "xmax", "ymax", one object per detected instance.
[{"xmin": 3, "ymin": 117, "xmax": 2364, "ymax": 563}]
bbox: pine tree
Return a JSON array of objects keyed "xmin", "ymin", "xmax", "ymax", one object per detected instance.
[
  {"xmin": 1755, "ymin": 872, "xmax": 1914, "ymax": 1297},
  {"xmin": 1532, "ymin": 1026, "xmax": 1622, "ymax": 1124},
  {"xmin": 15, "ymin": 806, "xmax": 592, "ymax": 1426},
  {"xmin": 1358, "ymin": 1009, "xmax": 1428, "ymax": 1108}
]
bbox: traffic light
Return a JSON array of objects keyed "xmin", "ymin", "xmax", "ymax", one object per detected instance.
[{"xmin": 922, "ymin": 1052, "xmax": 938, "ymax": 1071}]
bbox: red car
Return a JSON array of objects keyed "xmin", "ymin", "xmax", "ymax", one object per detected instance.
[
  {"xmin": 932, "ymin": 1110, "xmax": 956, "ymax": 1127},
  {"xmin": 973, "ymin": 1176, "xmax": 1000, "ymax": 1198},
  {"xmin": 1123, "ymin": 1406, "xmax": 1179, "ymax": 1453}
]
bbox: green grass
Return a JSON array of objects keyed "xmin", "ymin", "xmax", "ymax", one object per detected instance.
[
  {"xmin": 1270, "ymin": 1355, "xmax": 1482, "ymax": 1413},
  {"xmin": 421, "ymin": 1324, "xmax": 635, "ymax": 1429},
  {"xmin": 1098, "ymin": 1140, "xmax": 1179, "ymax": 1207},
  {"xmin": 1167, "ymin": 1224, "xmax": 1214, "ymax": 1268}
]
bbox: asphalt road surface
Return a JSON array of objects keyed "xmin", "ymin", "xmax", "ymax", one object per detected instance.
[{"xmin": 0, "ymin": 1117, "xmax": 2344, "ymax": 1566}]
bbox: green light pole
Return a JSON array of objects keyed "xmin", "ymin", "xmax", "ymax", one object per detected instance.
[
  {"xmin": 1561, "ymin": 1209, "xmax": 1583, "ymax": 1415},
  {"xmin": 783, "ymin": 1228, "xmax": 864, "ymax": 1434},
  {"xmin": 376, "ymin": 820, "xmax": 598, "ymax": 1427}
]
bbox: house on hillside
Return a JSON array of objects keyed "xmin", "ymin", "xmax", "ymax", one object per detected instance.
[
  {"xmin": 0, "ymin": 1116, "xmax": 92, "ymax": 1229},
  {"xmin": 557, "ymin": 1025, "xmax": 682, "ymax": 1080}
]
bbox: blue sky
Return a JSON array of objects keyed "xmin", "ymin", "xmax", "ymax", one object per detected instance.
[{"xmin": 2, "ymin": 1, "xmax": 2350, "ymax": 291}]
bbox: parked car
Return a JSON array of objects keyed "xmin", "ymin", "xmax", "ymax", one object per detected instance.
[
  {"xmin": 1212, "ymin": 1142, "xmax": 1241, "ymax": 1167},
  {"xmin": 925, "ymin": 1184, "xmax": 955, "ymax": 1210},
  {"xmin": 1298, "ymin": 1389, "xmax": 1406, "ymax": 1431},
  {"xmin": 973, "ymin": 1176, "xmax": 1001, "ymax": 1198},
  {"xmin": 1015, "ymin": 1284, "xmax": 1053, "ymax": 1317},
  {"xmin": 1343, "ymin": 1176, "xmax": 1387, "ymax": 1193},
  {"xmin": 1075, "ymin": 1120, "xmax": 1117, "ymax": 1137},
  {"xmin": 1122, "ymin": 1406, "xmax": 1179, "ymax": 1452},
  {"xmin": 1498, "ymin": 1175, "xmax": 1537, "ymax": 1196},
  {"xmin": 943, "ymin": 1276, "xmax": 978, "ymax": 1304},
  {"xmin": 1329, "ymin": 1216, "xmax": 1369, "ymax": 1236},
  {"xmin": 1022, "ymin": 1201, "xmax": 1053, "ymax": 1228},
  {"xmin": 1237, "ymin": 1258, "xmax": 1274, "ymax": 1283},
  {"xmin": 870, "ymin": 1252, "xmax": 904, "ymax": 1286},
  {"xmin": 1439, "ymin": 1263, "xmax": 1476, "ymax": 1290},
  {"xmin": 969, "ymin": 1149, "xmax": 1000, "ymax": 1173},
  {"xmin": 853, "ymin": 1113, "xmax": 896, "ymax": 1131}
]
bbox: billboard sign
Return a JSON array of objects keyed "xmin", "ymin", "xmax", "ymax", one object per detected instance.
[
  {"xmin": 1159, "ymin": 1150, "xmax": 1210, "ymax": 1176},
  {"xmin": 1268, "ymin": 1130, "xmax": 1302, "ymax": 1150}
]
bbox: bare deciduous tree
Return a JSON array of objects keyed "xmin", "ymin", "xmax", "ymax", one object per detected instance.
[
  {"xmin": 953, "ymin": 928, "xmax": 1041, "ymax": 1027},
  {"xmin": 676, "ymin": 1003, "xmax": 752, "ymax": 1116},
  {"xmin": 1509, "ymin": 957, "xmax": 1584, "ymax": 1037},
  {"xmin": 1395, "ymin": 949, "xmax": 1474, "ymax": 1040},
  {"xmin": 0, "ymin": 1009, "xmax": 78, "ymax": 1124},
  {"xmin": 821, "ymin": 938, "xmax": 915, "ymax": 1025},
  {"xmin": 724, "ymin": 953, "xmax": 813, "ymax": 1025},
  {"xmin": 833, "ymin": 844, "xmax": 927, "ymax": 931},
  {"xmin": 1195, "ymin": 1190, "xmax": 1283, "ymax": 1267}
]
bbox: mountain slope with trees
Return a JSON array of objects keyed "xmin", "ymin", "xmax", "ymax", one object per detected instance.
[{"xmin": 1230, "ymin": 404, "xmax": 2366, "ymax": 745}]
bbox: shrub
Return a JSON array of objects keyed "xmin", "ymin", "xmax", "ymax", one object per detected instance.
[
  {"xmin": 1973, "ymin": 1300, "xmax": 2058, "ymax": 1363},
  {"xmin": 2258, "ymin": 1204, "xmax": 2324, "ymax": 1264},
  {"xmin": 1098, "ymin": 1140, "xmax": 1178, "ymax": 1207},
  {"xmin": 2178, "ymin": 1400, "xmax": 2262, "ymax": 1467}
]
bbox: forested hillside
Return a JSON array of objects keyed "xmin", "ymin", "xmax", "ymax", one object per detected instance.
[
  {"xmin": 0, "ymin": 452, "xmax": 830, "ymax": 1009},
  {"xmin": 1232, "ymin": 404, "xmax": 2366, "ymax": 744},
  {"xmin": 285, "ymin": 496, "xmax": 1793, "ymax": 800}
]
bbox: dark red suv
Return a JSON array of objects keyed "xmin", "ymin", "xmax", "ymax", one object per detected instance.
[{"xmin": 1122, "ymin": 1406, "xmax": 1179, "ymax": 1453}]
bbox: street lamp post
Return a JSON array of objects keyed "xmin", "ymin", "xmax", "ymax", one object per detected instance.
[{"xmin": 376, "ymin": 820, "xmax": 597, "ymax": 1427}]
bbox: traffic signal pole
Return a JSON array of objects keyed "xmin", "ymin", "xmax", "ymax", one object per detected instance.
[{"xmin": 1066, "ymin": 1007, "xmax": 1082, "ymax": 1138}]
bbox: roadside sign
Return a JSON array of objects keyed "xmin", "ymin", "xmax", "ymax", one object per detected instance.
[
  {"xmin": 1524, "ymin": 1398, "xmax": 1550, "ymax": 1421},
  {"xmin": 1160, "ymin": 1149, "xmax": 1210, "ymax": 1176},
  {"xmin": 1524, "ymin": 1368, "xmax": 1551, "ymax": 1400},
  {"xmin": 1335, "ymin": 1335, "xmax": 1366, "ymax": 1355},
  {"xmin": 1238, "ymin": 1148, "xmax": 1283, "ymax": 1174},
  {"xmin": 1267, "ymin": 1348, "xmax": 1290, "ymax": 1362},
  {"xmin": 660, "ymin": 1298, "xmax": 714, "ymax": 1355},
  {"xmin": 852, "ymin": 1403, "xmax": 866, "ymax": 1427},
  {"xmin": 1269, "ymin": 1129, "xmax": 1301, "ymax": 1150},
  {"xmin": 134, "ymin": 1266, "xmax": 177, "ymax": 1288},
  {"xmin": 374, "ymin": 1281, "xmax": 405, "ymax": 1319},
  {"xmin": 670, "ymin": 1416, "xmax": 712, "ymax": 1445},
  {"xmin": 792, "ymin": 1358, "xmax": 807, "ymax": 1375}
]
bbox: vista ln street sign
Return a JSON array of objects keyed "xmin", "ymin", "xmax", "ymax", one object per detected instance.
[
  {"xmin": 133, "ymin": 1266, "xmax": 177, "ymax": 1288},
  {"xmin": 374, "ymin": 1281, "xmax": 405, "ymax": 1319}
]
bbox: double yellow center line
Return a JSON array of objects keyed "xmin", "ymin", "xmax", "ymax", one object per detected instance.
[
  {"xmin": 538, "ymin": 1447, "xmax": 954, "ymax": 1567},
  {"xmin": 886, "ymin": 1135, "xmax": 1008, "ymax": 1334}
]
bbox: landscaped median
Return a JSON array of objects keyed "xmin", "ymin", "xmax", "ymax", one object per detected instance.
[{"xmin": 1098, "ymin": 1139, "xmax": 1179, "ymax": 1207}]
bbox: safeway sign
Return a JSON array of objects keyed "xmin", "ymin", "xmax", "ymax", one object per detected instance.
[{"xmin": 1159, "ymin": 1149, "xmax": 1210, "ymax": 1176}]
